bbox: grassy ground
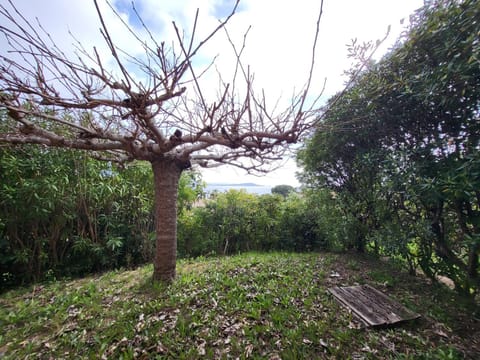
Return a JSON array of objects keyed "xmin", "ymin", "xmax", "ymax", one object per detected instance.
[{"xmin": 0, "ymin": 252, "xmax": 479, "ymax": 359}]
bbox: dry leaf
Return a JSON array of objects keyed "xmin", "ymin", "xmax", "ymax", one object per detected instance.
[
  {"xmin": 245, "ymin": 344, "xmax": 254, "ymax": 358},
  {"xmin": 197, "ymin": 339, "xmax": 206, "ymax": 356}
]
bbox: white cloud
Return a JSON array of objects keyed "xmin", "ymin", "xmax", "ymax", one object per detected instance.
[{"xmin": 2, "ymin": 0, "xmax": 423, "ymax": 186}]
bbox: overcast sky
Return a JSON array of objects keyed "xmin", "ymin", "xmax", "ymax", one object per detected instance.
[{"xmin": 4, "ymin": 0, "xmax": 424, "ymax": 186}]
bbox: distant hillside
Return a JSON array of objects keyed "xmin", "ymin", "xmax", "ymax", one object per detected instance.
[
  {"xmin": 205, "ymin": 183, "xmax": 272, "ymax": 195},
  {"xmin": 208, "ymin": 182, "xmax": 260, "ymax": 187}
]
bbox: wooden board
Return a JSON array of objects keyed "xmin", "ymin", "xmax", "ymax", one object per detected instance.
[{"xmin": 328, "ymin": 284, "xmax": 420, "ymax": 327}]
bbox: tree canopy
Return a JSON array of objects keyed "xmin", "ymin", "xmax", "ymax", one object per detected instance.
[
  {"xmin": 299, "ymin": 0, "xmax": 480, "ymax": 296},
  {"xmin": 271, "ymin": 184, "xmax": 295, "ymax": 197}
]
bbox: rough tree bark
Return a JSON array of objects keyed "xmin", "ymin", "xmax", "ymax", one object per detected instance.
[{"xmin": 151, "ymin": 159, "xmax": 183, "ymax": 282}]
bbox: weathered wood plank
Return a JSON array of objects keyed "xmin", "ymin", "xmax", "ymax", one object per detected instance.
[{"xmin": 328, "ymin": 284, "xmax": 420, "ymax": 327}]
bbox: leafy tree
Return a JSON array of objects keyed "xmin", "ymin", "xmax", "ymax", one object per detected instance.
[
  {"xmin": 299, "ymin": 0, "xmax": 480, "ymax": 296},
  {"xmin": 0, "ymin": 1, "xmax": 325, "ymax": 282},
  {"xmin": 271, "ymin": 184, "xmax": 295, "ymax": 197},
  {"xmin": 298, "ymin": 80, "xmax": 388, "ymax": 252},
  {"xmin": 374, "ymin": 0, "xmax": 480, "ymax": 294}
]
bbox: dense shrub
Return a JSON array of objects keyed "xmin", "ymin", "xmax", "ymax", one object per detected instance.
[
  {"xmin": 177, "ymin": 190, "xmax": 330, "ymax": 257},
  {"xmin": 0, "ymin": 143, "xmax": 203, "ymax": 289}
]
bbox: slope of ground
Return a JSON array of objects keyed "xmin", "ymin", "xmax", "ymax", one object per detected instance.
[{"xmin": 0, "ymin": 252, "xmax": 479, "ymax": 359}]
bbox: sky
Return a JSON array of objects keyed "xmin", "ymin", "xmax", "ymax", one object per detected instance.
[{"xmin": 2, "ymin": 0, "xmax": 424, "ymax": 186}]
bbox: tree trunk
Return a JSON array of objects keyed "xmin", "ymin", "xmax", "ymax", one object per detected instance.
[
  {"xmin": 151, "ymin": 158, "xmax": 183, "ymax": 283},
  {"xmin": 467, "ymin": 244, "xmax": 479, "ymax": 281}
]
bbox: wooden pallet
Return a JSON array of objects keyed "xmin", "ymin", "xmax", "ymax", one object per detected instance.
[{"xmin": 328, "ymin": 284, "xmax": 420, "ymax": 327}]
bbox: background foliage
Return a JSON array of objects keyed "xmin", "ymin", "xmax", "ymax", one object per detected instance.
[
  {"xmin": 176, "ymin": 190, "xmax": 327, "ymax": 259},
  {"xmin": 0, "ymin": 142, "xmax": 155, "ymax": 288}
]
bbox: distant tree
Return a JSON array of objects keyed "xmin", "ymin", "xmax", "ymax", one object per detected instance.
[
  {"xmin": 0, "ymin": 1, "xmax": 325, "ymax": 282},
  {"xmin": 271, "ymin": 184, "xmax": 295, "ymax": 197}
]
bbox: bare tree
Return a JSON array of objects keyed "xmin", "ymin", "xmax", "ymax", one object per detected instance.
[{"xmin": 0, "ymin": 0, "xmax": 323, "ymax": 282}]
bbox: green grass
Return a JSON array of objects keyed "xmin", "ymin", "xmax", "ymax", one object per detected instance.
[{"xmin": 0, "ymin": 252, "xmax": 478, "ymax": 359}]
